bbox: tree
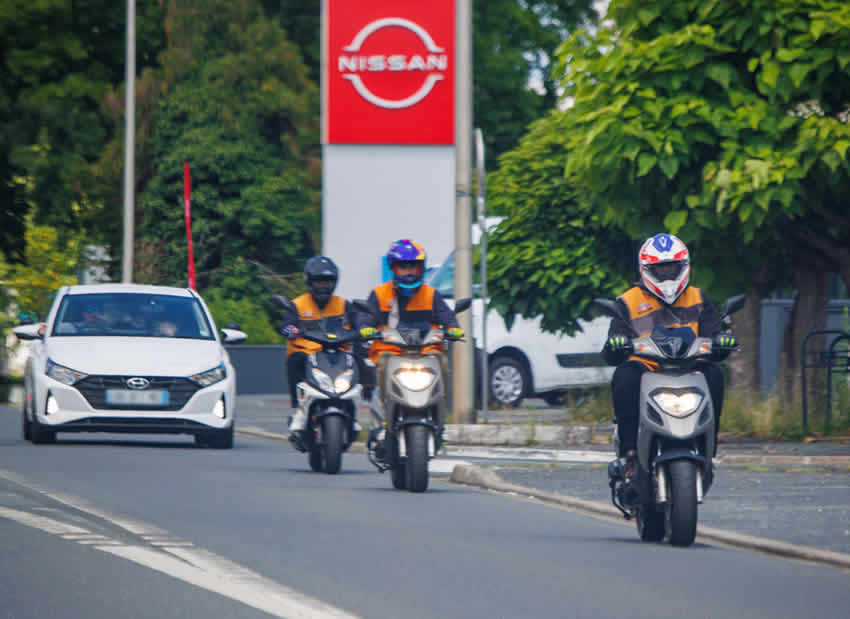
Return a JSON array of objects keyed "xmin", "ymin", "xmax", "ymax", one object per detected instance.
[
  {"xmin": 0, "ymin": 0, "xmax": 166, "ymax": 257},
  {"xmin": 473, "ymin": 0, "xmax": 599, "ymax": 160},
  {"xmin": 0, "ymin": 218, "xmax": 80, "ymax": 321},
  {"xmin": 488, "ymin": 0, "xmax": 850, "ymax": 402}
]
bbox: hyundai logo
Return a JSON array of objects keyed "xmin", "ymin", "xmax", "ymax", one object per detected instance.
[{"xmin": 126, "ymin": 377, "xmax": 150, "ymax": 390}]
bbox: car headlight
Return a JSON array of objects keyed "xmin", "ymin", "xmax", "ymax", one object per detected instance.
[
  {"xmin": 394, "ymin": 367, "xmax": 436, "ymax": 392},
  {"xmin": 652, "ymin": 391, "xmax": 703, "ymax": 417},
  {"xmin": 334, "ymin": 370, "xmax": 354, "ymax": 394},
  {"xmin": 191, "ymin": 364, "xmax": 227, "ymax": 387},
  {"xmin": 46, "ymin": 359, "xmax": 87, "ymax": 386},
  {"xmin": 311, "ymin": 367, "xmax": 334, "ymax": 393}
]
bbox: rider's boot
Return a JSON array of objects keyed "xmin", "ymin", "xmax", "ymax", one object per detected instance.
[{"xmin": 288, "ymin": 409, "xmax": 307, "ymax": 452}]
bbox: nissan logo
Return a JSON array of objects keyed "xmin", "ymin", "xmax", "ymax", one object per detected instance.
[
  {"xmin": 126, "ymin": 377, "xmax": 150, "ymax": 390},
  {"xmin": 337, "ymin": 18, "xmax": 448, "ymax": 109}
]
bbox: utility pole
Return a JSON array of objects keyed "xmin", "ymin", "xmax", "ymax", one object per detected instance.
[
  {"xmin": 122, "ymin": 0, "xmax": 136, "ymax": 283},
  {"xmin": 453, "ymin": 0, "xmax": 475, "ymax": 423}
]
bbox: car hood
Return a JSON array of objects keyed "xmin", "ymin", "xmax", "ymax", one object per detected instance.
[{"xmin": 46, "ymin": 337, "xmax": 224, "ymax": 376}]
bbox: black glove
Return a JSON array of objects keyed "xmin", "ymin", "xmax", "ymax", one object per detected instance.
[
  {"xmin": 605, "ymin": 335, "xmax": 633, "ymax": 354},
  {"xmin": 713, "ymin": 334, "xmax": 737, "ymax": 350}
]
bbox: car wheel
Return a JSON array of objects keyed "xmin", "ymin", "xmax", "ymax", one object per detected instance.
[
  {"xmin": 21, "ymin": 390, "xmax": 32, "ymax": 441},
  {"xmin": 207, "ymin": 425, "xmax": 234, "ymax": 449},
  {"xmin": 489, "ymin": 356, "xmax": 529, "ymax": 408},
  {"xmin": 30, "ymin": 411, "xmax": 56, "ymax": 445}
]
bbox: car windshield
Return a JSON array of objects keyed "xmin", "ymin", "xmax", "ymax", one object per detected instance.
[{"xmin": 50, "ymin": 293, "xmax": 215, "ymax": 340}]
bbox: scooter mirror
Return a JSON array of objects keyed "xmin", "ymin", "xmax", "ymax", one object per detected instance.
[
  {"xmin": 454, "ymin": 298, "xmax": 472, "ymax": 314},
  {"xmin": 721, "ymin": 294, "xmax": 746, "ymax": 318},
  {"xmin": 271, "ymin": 295, "xmax": 296, "ymax": 314},
  {"xmin": 351, "ymin": 299, "xmax": 371, "ymax": 314}
]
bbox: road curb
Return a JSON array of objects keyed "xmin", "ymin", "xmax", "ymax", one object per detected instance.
[
  {"xmin": 449, "ymin": 463, "xmax": 850, "ymax": 571},
  {"xmin": 236, "ymin": 425, "xmax": 367, "ymax": 453}
]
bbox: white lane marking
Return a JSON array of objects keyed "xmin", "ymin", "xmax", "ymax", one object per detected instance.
[
  {"xmin": 442, "ymin": 446, "xmax": 613, "ymax": 464},
  {"xmin": 0, "ymin": 472, "xmax": 363, "ymax": 619}
]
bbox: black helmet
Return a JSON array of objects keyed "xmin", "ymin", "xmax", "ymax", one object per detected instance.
[{"xmin": 304, "ymin": 256, "xmax": 338, "ymax": 307}]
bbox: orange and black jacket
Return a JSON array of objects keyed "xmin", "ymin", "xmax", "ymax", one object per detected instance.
[
  {"xmin": 360, "ymin": 281, "xmax": 459, "ymax": 363},
  {"xmin": 602, "ymin": 283, "xmax": 723, "ymax": 369},
  {"xmin": 280, "ymin": 293, "xmax": 353, "ymax": 357}
]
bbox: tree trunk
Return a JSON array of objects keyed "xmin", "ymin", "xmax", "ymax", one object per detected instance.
[
  {"xmin": 727, "ymin": 282, "xmax": 761, "ymax": 394},
  {"xmin": 782, "ymin": 266, "xmax": 830, "ymax": 420}
]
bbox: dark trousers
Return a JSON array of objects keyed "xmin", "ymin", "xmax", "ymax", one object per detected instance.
[
  {"xmin": 611, "ymin": 360, "xmax": 724, "ymax": 457},
  {"xmin": 287, "ymin": 352, "xmax": 308, "ymax": 408}
]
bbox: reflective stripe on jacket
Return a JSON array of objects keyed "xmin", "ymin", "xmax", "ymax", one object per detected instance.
[
  {"xmin": 286, "ymin": 294, "xmax": 348, "ymax": 356},
  {"xmin": 619, "ymin": 286, "xmax": 704, "ymax": 370}
]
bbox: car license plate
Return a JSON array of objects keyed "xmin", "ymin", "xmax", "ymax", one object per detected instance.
[{"xmin": 104, "ymin": 389, "xmax": 169, "ymax": 406}]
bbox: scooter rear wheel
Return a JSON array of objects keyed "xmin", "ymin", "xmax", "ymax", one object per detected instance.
[{"xmin": 636, "ymin": 503, "xmax": 665, "ymax": 542}]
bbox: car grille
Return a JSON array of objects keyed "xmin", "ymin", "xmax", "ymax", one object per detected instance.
[{"xmin": 74, "ymin": 376, "xmax": 201, "ymax": 411}]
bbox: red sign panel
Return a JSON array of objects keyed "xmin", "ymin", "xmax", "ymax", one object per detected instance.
[{"xmin": 325, "ymin": 0, "xmax": 455, "ymax": 145}]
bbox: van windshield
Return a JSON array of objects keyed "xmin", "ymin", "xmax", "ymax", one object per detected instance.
[{"xmin": 426, "ymin": 251, "xmax": 481, "ymax": 298}]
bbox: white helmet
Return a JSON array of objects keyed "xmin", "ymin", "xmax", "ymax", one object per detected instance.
[{"xmin": 639, "ymin": 233, "xmax": 690, "ymax": 305}]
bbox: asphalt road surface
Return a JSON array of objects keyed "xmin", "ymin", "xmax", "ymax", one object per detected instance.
[{"xmin": 0, "ymin": 404, "xmax": 847, "ymax": 619}]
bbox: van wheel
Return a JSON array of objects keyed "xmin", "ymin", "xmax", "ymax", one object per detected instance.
[{"xmin": 489, "ymin": 356, "xmax": 528, "ymax": 408}]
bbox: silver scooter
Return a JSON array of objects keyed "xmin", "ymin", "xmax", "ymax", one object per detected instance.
[
  {"xmin": 594, "ymin": 294, "xmax": 744, "ymax": 546},
  {"xmin": 356, "ymin": 298, "xmax": 471, "ymax": 492}
]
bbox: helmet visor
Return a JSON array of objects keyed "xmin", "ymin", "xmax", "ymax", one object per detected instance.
[
  {"xmin": 309, "ymin": 276, "xmax": 336, "ymax": 294},
  {"xmin": 646, "ymin": 261, "xmax": 686, "ymax": 282}
]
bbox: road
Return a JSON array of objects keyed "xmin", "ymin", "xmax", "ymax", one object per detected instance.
[{"xmin": 0, "ymin": 404, "xmax": 847, "ymax": 619}]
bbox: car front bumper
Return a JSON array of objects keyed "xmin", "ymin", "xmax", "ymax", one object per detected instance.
[{"xmin": 34, "ymin": 375, "xmax": 235, "ymax": 433}]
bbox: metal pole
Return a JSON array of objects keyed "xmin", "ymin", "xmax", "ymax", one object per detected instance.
[
  {"xmin": 122, "ymin": 0, "xmax": 136, "ymax": 283},
  {"xmin": 475, "ymin": 128, "xmax": 488, "ymax": 423},
  {"xmin": 453, "ymin": 0, "xmax": 475, "ymax": 423}
]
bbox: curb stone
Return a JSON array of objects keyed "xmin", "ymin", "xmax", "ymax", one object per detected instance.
[{"xmin": 449, "ymin": 463, "xmax": 850, "ymax": 571}]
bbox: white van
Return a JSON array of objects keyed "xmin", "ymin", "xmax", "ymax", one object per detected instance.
[{"xmin": 428, "ymin": 229, "xmax": 614, "ymax": 407}]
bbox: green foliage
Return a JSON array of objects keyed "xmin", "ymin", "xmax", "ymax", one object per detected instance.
[
  {"xmin": 0, "ymin": 0, "xmax": 167, "ymax": 255},
  {"xmin": 0, "ymin": 218, "xmax": 80, "ymax": 321},
  {"xmin": 486, "ymin": 112, "xmax": 632, "ymax": 334},
  {"xmin": 488, "ymin": 0, "xmax": 850, "ymax": 332},
  {"xmin": 203, "ymin": 288, "xmax": 280, "ymax": 345}
]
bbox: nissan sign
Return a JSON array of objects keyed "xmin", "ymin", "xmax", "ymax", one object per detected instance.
[{"xmin": 325, "ymin": 0, "xmax": 455, "ymax": 144}]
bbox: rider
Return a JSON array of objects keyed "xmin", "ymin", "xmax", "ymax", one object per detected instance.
[
  {"xmin": 601, "ymin": 233, "xmax": 737, "ymax": 473},
  {"xmin": 359, "ymin": 239, "xmax": 463, "ymax": 433},
  {"xmin": 279, "ymin": 256, "xmax": 357, "ymax": 445}
]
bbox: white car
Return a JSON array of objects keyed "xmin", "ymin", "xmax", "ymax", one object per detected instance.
[{"xmin": 12, "ymin": 284, "xmax": 246, "ymax": 448}]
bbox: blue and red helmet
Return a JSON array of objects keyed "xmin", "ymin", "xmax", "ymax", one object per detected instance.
[{"xmin": 387, "ymin": 239, "xmax": 427, "ymax": 296}]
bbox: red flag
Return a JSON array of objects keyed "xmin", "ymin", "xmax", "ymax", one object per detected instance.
[{"xmin": 184, "ymin": 161, "xmax": 196, "ymax": 290}]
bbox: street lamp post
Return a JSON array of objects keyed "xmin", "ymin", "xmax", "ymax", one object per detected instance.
[{"xmin": 122, "ymin": 0, "xmax": 136, "ymax": 283}]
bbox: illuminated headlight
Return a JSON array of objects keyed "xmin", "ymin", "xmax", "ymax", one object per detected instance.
[
  {"xmin": 394, "ymin": 367, "xmax": 436, "ymax": 392},
  {"xmin": 652, "ymin": 391, "xmax": 703, "ymax": 417},
  {"xmin": 311, "ymin": 367, "xmax": 334, "ymax": 393},
  {"xmin": 334, "ymin": 370, "xmax": 354, "ymax": 394},
  {"xmin": 46, "ymin": 359, "xmax": 87, "ymax": 385},
  {"xmin": 191, "ymin": 364, "xmax": 227, "ymax": 387}
]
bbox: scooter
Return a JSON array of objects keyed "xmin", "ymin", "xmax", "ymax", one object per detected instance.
[
  {"xmin": 594, "ymin": 294, "xmax": 744, "ymax": 546},
  {"xmin": 356, "ymin": 298, "xmax": 471, "ymax": 492},
  {"xmin": 273, "ymin": 296, "xmax": 362, "ymax": 474}
]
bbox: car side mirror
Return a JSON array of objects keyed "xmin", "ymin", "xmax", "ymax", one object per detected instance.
[
  {"xmin": 221, "ymin": 328, "xmax": 247, "ymax": 344},
  {"xmin": 13, "ymin": 323, "xmax": 45, "ymax": 341}
]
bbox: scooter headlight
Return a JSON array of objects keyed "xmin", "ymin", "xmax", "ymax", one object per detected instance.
[
  {"xmin": 652, "ymin": 391, "xmax": 703, "ymax": 417},
  {"xmin": 334, "ymin": 370, "xmax": 354, "ymax": 394},
  {"xmin": 393, "ymin": 367, "xmax": 436, "ymax": 392},
  {"xmin": 311, "ymin": 367, "xmax": 334, "ymax": 393}
]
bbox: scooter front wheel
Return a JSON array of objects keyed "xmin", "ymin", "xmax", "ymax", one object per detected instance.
[
  {"xmin": 322, "ymin": 415, "xmax": 344, "ymax": 474},
  {"xmin": 405, "ymin": 425, "xmax": 430, "ymax": 493},
  {"xmin": 666, "ymin": 459, "xmax": 698, "ymax": 547}
]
